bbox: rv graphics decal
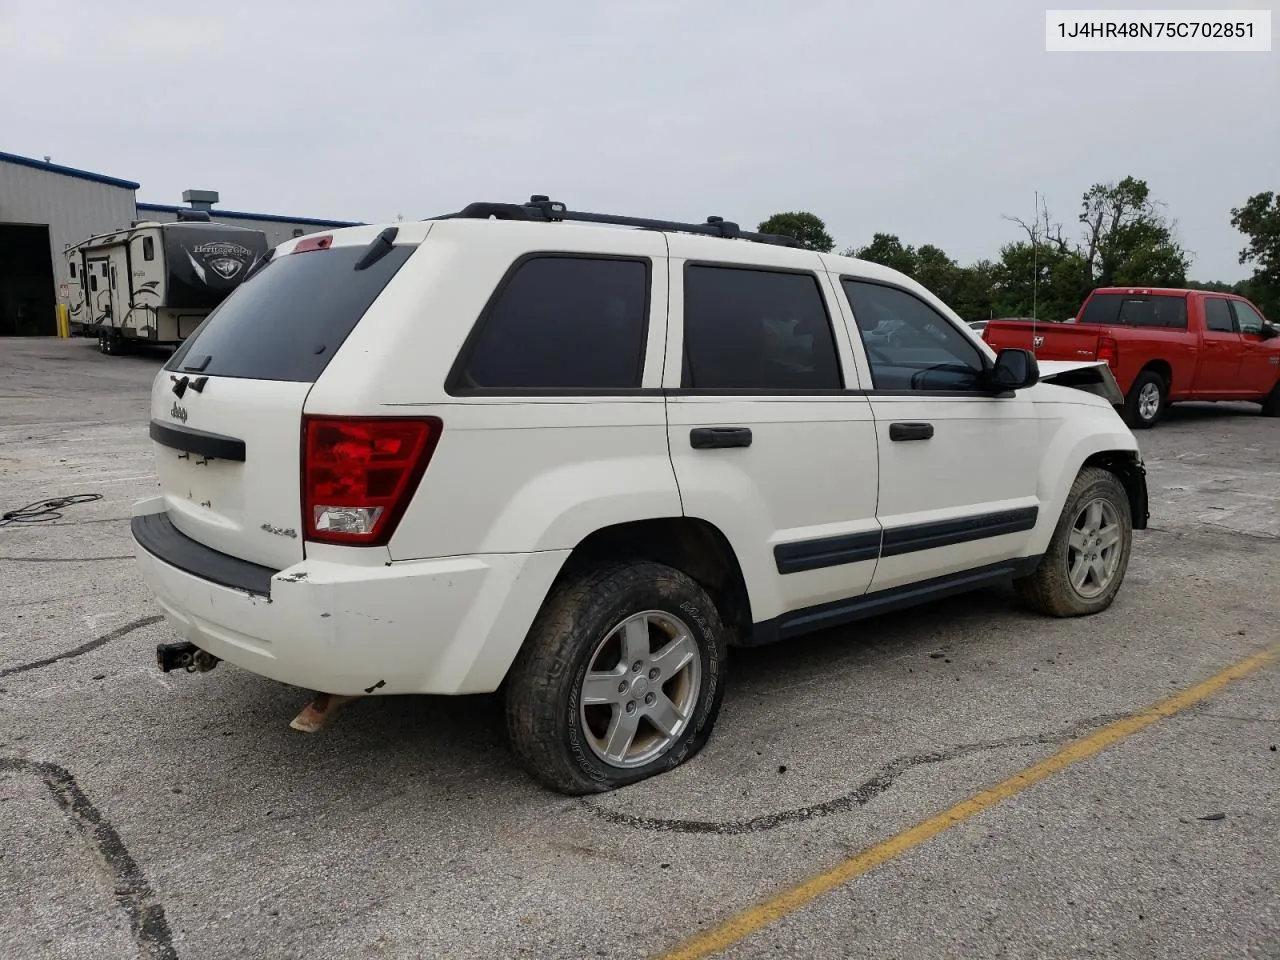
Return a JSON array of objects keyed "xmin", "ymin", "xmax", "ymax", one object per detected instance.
[
  {"xmin": 162, "ymin": 226, "xmax": 269, "ymax": 309},
  {"xmin": 193, "ymin": 241, "xmax": 254, "ymax": 280}
]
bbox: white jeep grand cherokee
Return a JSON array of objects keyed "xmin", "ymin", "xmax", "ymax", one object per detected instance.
[{"xmin": 132, "ymin": 197, "xmax": 1148, "ymax": 795}]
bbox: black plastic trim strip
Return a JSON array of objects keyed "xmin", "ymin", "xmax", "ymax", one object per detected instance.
[
  {"xmin": 131, "ymin": 513, "xmax": 277, "ymax": 597},
  {"xmin": 774, "ymin": 530, "xmax": 882, "ymax": 574},
  {"xmin": 149, "ymin": 420, "xmax": 246, "ymax": 462},
  {"xmin": 664, "ymin": 387, "xmax": 863, "ymax": 397},
  {"xmin": 441, "ymin": 387, "xmax": 1010, "ymax": 399},
  {"xmin": 443, "ymin": 387, "xmax": 666, "ymax": 398},
  {"xmin": 747, "ymin": 556, "xmax": 1043, "ymax": 646},
  {"xmin": 880, "ymin": 506, "xmax": 1039, "ymax": 558}
]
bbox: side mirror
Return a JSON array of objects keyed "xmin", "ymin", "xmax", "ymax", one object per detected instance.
[
  {"xmin": 988, "ymin": 348, "xmax": 1039, "ymax": 392},
  {"xmin": 1260, "ymin": 321, "xmax": 1279, "ymax": 340}
]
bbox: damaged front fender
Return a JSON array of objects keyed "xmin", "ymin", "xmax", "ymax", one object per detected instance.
[{"xmin": 1037, "ymin": 360, "xmax": 1126, "ymax": 406}]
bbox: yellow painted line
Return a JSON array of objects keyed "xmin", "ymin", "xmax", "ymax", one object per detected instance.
[{"xmin": 661, "ymin": 642, "xmax": 1280, "ymax": 960}]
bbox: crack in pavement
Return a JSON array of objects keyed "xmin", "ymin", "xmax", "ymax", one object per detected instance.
[
  {"xmin": 581, "ymin": 712, "xmax": 1129, "ymax": 835},
  {"xmin": 0, "ymin": 756, "xmax": 178, "ymax": 960},
  {"xmin": 0, "ymin": 554, "xmax": 134, "ymax": 563},
  {"xmin": 0, "ymin": 615, "xmax": 164, "ymax": 678}
]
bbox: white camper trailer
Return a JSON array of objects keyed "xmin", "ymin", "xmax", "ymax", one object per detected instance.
[{"xmin": 64, "ymin": 213, "xmax": 268, "ymax": 354}]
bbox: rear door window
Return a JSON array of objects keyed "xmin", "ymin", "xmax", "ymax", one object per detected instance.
[
  {"xmin": 166, "ymin": 243, "xmax": 417, "ymax": 382},
  {"xmin": 682, "ymin": 265, "xmax": 842, "ymax": 390},
  {"xmin": 1204, "ymin": 298, "xmax": 1235, "ymax": 333},
  {"xmin": 450, "ymin": 255, "xmax": 650, "ymax": 391}
]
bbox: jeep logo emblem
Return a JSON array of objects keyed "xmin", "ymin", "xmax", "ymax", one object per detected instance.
[{"xmin": 170, "ymin": 402, "xmax": 188, "ymax": 423}]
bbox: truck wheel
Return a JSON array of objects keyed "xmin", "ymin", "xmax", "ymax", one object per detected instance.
[
  {"xmin": 1014, "ymin": 466, "xmax": 1134, "ymax": 618},
  {"xmin": 1122, "ymin": 371, "xmax": 1165, "ymax": 429},
  {"xmin": 1262, "ymin": 382, "xmax": 1280, "ymax": 417},
  {"xmin": 505, "ymin": 560, "xmax": 727, "ymax": 795}
]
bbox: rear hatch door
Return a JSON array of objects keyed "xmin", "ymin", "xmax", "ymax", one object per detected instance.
[{"xmin": 151, "ymin": 231, "xmax": 420, "ymax": 570}]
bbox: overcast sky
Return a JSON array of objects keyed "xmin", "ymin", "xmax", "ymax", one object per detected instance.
[{"xmin": 2, "ymin": 1, "xmax": 1276, "ymax": 280}]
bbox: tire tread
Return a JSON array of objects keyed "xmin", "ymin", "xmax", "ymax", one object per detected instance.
[
  {"xmin": 504, "ymin": 560, "xmax": 725, "ymax": 795},
  {"xmin": 1014, "ymin": 466, "xmax": 1133, "ymax": 618}
]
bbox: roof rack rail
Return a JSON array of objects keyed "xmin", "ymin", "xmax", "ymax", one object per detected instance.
[{"xmin": 429, "ymin": 195, "xmax": 804, "ymax": 248}]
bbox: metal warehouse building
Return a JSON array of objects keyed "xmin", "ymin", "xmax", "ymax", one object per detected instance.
[{"xmin": 0, "ymin": 149, "xmax": 359, "ymax": 337}]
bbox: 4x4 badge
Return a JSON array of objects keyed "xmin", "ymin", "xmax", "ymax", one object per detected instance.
[{"xmin": 170, "ymin": 402, "xmax": 188, "ymax": 423}]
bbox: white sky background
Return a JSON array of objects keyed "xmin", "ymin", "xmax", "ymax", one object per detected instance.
[{"xmin": 1, "ymin": 0, "xmax": 1276, "ymax": 281}]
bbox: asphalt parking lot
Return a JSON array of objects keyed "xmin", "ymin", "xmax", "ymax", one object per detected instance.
[{"xmin": 2, "ymin": 337, "xmax": 1277, "ymax": 960}]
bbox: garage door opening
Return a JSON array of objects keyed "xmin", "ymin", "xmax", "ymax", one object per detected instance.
[{"xmin": 0, "ymin": 224, "xmax": 57, "ymax": 336}]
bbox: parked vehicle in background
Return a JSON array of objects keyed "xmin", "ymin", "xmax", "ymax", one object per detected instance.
[
  {"xmin": 983, "ymin": 287, "xmax": 1280, "ymax": 428},
  {"xmin": 131, "ymin": 197, "xmax": 1149, "ymax": 794},
  {"xmin": 64, "ymin": 212, "xmax": 268, "ymax": 355}
]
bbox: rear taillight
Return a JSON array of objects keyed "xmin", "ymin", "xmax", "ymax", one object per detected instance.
[
  {"xmin": 1097, "ymin": 336, "xmax": 1119, "ymax": 368},
  {"xmin": 302, "ymin": 416, "xmax": 442, "ymax": 546}
]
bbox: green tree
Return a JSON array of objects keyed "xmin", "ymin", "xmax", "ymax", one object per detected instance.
[
  {"xmin": 951, "ymin": 259, "xmax": 999, "ymax": 322},
  {"xmin": 1230, "ymin": 191, "xmax": 1280, "ymax": 318},
  {"xmin": 913, "ymin": 244, "xmax": 961, "ymax": 304},
  {"xmin": 1186, "ymin": 280, "xmax": 1243, "ymax": 294},
  {"xmin": 757, "ymin": 211, "xmax": 834, "ymax": 252},
  {"xmin": 992, "ymin": 242, "xmax": 1090, "ymax": 321},
  {"xmin": 849, "ymin": 233, "xmax": 917, "ymax": 275},
  {"xmin": 1078, "ymin": 176, "xmax": 1189, "ymax": 287},
  {"xmin": 999, "ymin": 194, "xmax": 1092, "ymax": 319},
  {"xmin": 847, "ymin": 235, "xmax": 992, "ymax": 319}
]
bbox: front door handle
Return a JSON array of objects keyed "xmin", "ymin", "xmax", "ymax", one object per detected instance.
[
  {"xmin": 690, "ymin": 427, "xmax": 753, "ymax": 449},
  {"xmin": 889, "ymin": 422, "xmax": 934, "ymax": 442}
]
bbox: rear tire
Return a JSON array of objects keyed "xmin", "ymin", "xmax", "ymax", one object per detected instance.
[
  {"xmin": 1014, "ymin": 467, "xmax": 1134, "ymax": 618},
  {"xmin": 1122, "ymin": 370, "xmax": 1165, "ymax": 429},
  {"xmin": 504, "ymin": 560, "xmax": 727, "ymax": 795}
]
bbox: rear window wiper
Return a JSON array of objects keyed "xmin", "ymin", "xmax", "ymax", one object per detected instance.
[
  {"xmin": 182, "ymin": 354, "xmax": 212, "ymax": 373},
  {"xmin": 353, "ymin": 226, "xmax": 399, "ymax": 271}
]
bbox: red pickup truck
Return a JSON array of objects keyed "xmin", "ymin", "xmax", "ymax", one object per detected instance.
[{"xmin": 983, "ymin": 287, "xmax": 1280, "ymax": 428}]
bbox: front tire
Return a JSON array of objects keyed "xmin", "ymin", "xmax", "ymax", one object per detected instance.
[
  {"xmin": 1262, "ymin": 381, "xmax": 1280, "ymax": 417},
  {"xmin": 1122, "ymin": 370, "xmax": 1165, "ymax": 429},
  {"xmin": 504, "ymin": 560, "xmax": 727, "ymax": 795},
  {"xmin": 1014, "ymin": 467, "xmax": 1134, "ymax": 617}
]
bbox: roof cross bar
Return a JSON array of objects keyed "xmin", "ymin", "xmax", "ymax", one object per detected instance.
[{"xmin": 429, "ymin": 196, "xmax": 804, "ymax": 248}]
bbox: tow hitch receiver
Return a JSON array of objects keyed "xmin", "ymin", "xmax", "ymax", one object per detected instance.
[{"xmin": 156, "ymin": 641, "xmax": 220, "ymax": 674}]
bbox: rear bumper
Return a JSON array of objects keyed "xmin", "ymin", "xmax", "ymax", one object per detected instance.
[{"xmin": 130, "ymin": 499, "xmax": 568, "ymax": 696}]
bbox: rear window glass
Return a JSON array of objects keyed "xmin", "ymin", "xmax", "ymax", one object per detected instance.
[
  {"xmin": 1079, "ymin": 293, "xmax": 1188, "ymax": 329},
  {"xmin": 450, "ymin": 255, "xmax": 649, "ymax": 391},
  {"xmin": 166, "ymin": 243, "xmax": 417, "ymax": 382}
]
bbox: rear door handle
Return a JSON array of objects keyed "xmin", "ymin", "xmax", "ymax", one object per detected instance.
[
  {"xmin": 889, "ymin": 422, "xmax": 934, "ymax": 442},
  {"xmin": 690, "ymin": 427, "xmax": 753, "ymax": 449}
]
